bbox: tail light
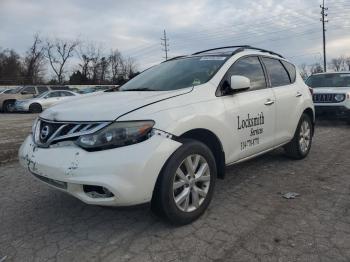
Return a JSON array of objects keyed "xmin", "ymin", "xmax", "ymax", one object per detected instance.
[
  {"xmin": 347, "ymin": 93, "xmax": 350, "ymax": 100},
  {"xmin": 308, "ymin": 87, "xmax": 314, "ymax": 96}
]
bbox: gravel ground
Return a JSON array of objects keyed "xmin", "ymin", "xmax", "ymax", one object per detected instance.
[
  {"xmin": 0, "ymin": 116, "xmax": 349, "ymax": 262},
  {"xmin": 0, "ymin": 113, "xmax": 37, "ymax": 164}
]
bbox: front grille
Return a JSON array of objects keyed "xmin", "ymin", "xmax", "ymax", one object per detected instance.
[
  {"xmin": 313, "ymin": 93, "xmax": 345, "ymax": 103},
  {"xmin": 34, "ymin": 118, "xmax": 110, "ymax": 147}
]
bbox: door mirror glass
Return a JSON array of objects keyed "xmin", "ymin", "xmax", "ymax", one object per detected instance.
[{"xmin": 230, "ymin": 75, "xmax": 251, "ymax": 91}]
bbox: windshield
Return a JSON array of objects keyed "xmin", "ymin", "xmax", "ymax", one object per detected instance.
[
  {"xmin": 306, "ymin": 73, "xmax": 350, "ymax": 88},
  {"xmin": 121, "ymin": 56, "xmax": 228, "ymax": 91}
]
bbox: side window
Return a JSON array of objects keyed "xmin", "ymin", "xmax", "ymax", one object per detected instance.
[
  {"xmin": 22, "ymin": 86, "xmax": 36, "ymax": 94},
  {"xmin": 227, "ymin": 56, "xmax": 267, "ymax": 91},
  {"xmin": 262, "ymin": 58, "xmax": 291, "ymax": 87},
  {"xmin": 47, "ymin": 91, "xmax": 60, "ymax": 98},
  {"xmin": 37, "ymin": 86, "xmax": 49, "ymax": 94},
  {"xmin": 281, "ymin": 61, "xmax": 296, "ymax": 83},
  {"xmin": 61, "ymin": 91, "xmax": 74, "ymax": 97}
]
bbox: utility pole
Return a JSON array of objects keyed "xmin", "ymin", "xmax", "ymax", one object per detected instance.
[
  {"xmin": 320, "ymin": 0, "xmax": 328, "ymax": 72},
  {"xmin": 161, "ymin": 30, "xmax": 169, "ymax": 60}
]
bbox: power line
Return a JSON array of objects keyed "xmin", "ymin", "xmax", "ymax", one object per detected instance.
[
  {"xmin": 161, "ymin": 30, "xmax": 169, "ymax": 61},
  {"xmin": 320, "ymin": 0, "xmax": 329, "ymax": 72}
]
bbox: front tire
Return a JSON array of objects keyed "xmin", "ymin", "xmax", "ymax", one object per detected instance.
[
  {"xmin": 284, "ymin": 113, "xmax": 313, "ymax": 159},
  {"xmin": 152, "ymin": 139, "xmax": 217, "ymax": 225}
]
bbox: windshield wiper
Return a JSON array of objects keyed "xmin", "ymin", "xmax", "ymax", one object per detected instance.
[{"xmin": 123, "ymin": 88, "xmax": 157, "ymax": 91}]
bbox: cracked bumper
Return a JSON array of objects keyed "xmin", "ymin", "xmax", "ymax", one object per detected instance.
[{"xmin": 19, "ymin": 134, "xmax": 181, "ymax": 206}]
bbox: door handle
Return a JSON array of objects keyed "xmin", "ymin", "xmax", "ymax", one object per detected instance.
[
  {"xmin": 264, "ymin": 99, "xmax": 275, "ymax": 106},
  {"xmin": 296, "ymin": 92, "xmax": 302, "ymax": 97}
]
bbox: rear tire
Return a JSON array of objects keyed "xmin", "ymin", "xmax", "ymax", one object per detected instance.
[
  {"xmin": 3, "ymin": 101, "xmax": 15, "ymax": 113},
  {"xmin": 29, "ymin": 103, "xmax": 42, "ymax": 113},
  {"xmin": 284, "ymin": 113, "xmax": 313, "ymax": 159},
  {"xmin": 151, "ymin": 139, "xmax": 217, "ymax": 225}
]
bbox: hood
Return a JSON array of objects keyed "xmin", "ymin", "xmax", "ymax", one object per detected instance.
[
  {"xmin": 40, "ymin": 88, "xmax": 192, "ymax": 121},
  {"xmin": 313, "ymin": 87, "xmax": 350, "ymax": 94}
]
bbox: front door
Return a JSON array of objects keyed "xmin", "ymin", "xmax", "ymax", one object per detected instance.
[{"xmin": 221, "ymin": 56, "xmax": 276, "ymax": 161}]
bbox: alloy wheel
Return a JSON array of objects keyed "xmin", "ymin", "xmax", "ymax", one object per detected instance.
[
  {"xmin": 299, "ymin": 120, "xmax": 311, "ymax": 154},
  {"xmin": 173, "ymin": 154, "xmax": 210, "ymax": 212}
]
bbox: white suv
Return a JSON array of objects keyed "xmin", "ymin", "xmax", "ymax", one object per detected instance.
[
  {"xmin": 306, "ymin": 72, "xmax": 350, "ymax": 124},
  {"xmin": 19, "ymin": 46, "xmax": 315, "ymax": 225}
]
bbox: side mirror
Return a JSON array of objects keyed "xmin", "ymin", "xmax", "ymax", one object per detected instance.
[
  {"xmin": 230, "ymin": 75, "xmax": 251, "ymax": 91},
  {"xmin": 21, "ymin": 91, "xmax": 29, "ymax": 95}
]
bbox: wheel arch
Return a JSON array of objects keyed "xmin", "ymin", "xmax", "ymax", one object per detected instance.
[
  {"xmin": 176, "ymin": 128, "xmax": 226, "ymax": 179},
  {"xmin": 29, "ymin": 102, "xmax": 43, "ymax": 112},
  {"xmin": 303, "ymin": 107, "xmax": 315, "ymax": 136}
]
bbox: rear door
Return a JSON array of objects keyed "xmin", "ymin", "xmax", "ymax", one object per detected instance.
[
  {"xmin": 261, "ymin": 57, "xmax": 302, "ymax": 145},
  {"xmin": 221, "ymin": 56, "xmax": 276, "ymax": 160}
]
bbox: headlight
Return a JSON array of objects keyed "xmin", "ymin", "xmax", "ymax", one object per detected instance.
[
  {"xmin": 334, "ymin": 94, "xmax": 345, "ymax": 102},
  {"xmin": 76, "ymin": 121, "xmax": 155, "ymax": 151}
]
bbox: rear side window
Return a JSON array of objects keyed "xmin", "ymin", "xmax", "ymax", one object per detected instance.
[
  {"xmin": 227, "ymin": 56, "xmax": 267, "ymax": 91},
  {"xmin": 47, "ymin": 91, "xmax": 61, "ymax": 98},
  {"xmin": 22, "ymin": 86, "xmax": 36, "ymax": 94},
  {"xmin": 281, "ymin": 61, "xmax": 296, "ymax": 83},
  {"xmin": 37, "ymin": 86, "xmax": 49, "ymax": 94},
  {"xmin": 60, "ymin": 91, "xmax": 74, "ymax": 97},
  {"xmin": 262, "ymin": 58, "xmax": 291, "ymax": 87}
]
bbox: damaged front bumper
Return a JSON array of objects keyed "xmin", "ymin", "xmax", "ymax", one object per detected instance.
[{"xmin": 19, "ymin": 134, "xmax": 181, "ymax": 206}]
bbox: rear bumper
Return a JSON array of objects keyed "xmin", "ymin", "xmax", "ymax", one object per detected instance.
[{"xmin": 314, "ymin": 105, "xmax": 350, "ymax": 119}]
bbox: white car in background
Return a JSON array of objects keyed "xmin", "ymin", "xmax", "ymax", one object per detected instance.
[
  {"xmin": 307, "ymin": 72, "xmax": 350, "ymax": 124},
  {"xmin": 15, "ymin": 90, "xmax": 79, "ymax": 113},
  {"xmin": 0, "ymin": 88, "xmax": 11, "ymax": 94},
  {"xmin": 19, "ymin": 46, "xmax": 314, "ymax": 225}
]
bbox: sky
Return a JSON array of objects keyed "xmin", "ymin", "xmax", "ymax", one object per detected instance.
[{"xmin": 0, "ymin": 0, "xmax": 350, "ymax": 75}]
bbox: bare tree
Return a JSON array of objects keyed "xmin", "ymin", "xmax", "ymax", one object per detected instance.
[
  {"xmin": 45, "ymin": 38, "xmax": 79, "ymax": 83},
  {"xmin": 311, "ymin": 63, "xmax": 323, "ymax": 74},
  {"xmin": 99, "ymin": 57, "xmax": 109, "ymax": 83},
  {"xmin": 330, "ymin": 57, "xmax": 345, "ymax": 72},
  {"xmin": 299, "ymin": 63, "xmax": 309, "ymax": 79},
  {"xmin": 122, "ymin": 56, "xmax": 137, "ymax": 79},
  {"xmin": 345, "ymin": 57, "xmax": 350, "ymax": 71},
  {"xmin": 23, "ymin": 33, "xmax": 45, "ymax": 84},
  {"xmin": 109, "ymin": 49, "xmax": 122, "ymax": 83},
  {"xmin": 78, "ymin": 42, "xmax": 99, "ymax": 81},
  {"xmin": 0, "ymin": 49, "xmax": 23, "ymax": 84}
]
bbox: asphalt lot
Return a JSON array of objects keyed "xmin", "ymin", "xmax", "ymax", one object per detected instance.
[
  {"xmin": 0, "ymin": 114, "xmax": 350, "ymax": 262},
  {"xmin": 0, "ymin": 113, "xmax": 38, "ymax": 164}
]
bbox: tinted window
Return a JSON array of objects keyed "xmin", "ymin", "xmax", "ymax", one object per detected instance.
[
  {"xmin": 61, "ymin": 91, "xmax": 74, "ymax": 97},
  {"xmin": 306, "ymin": 73, "xmax": 350, "ymax": 88},
  {"xmin": 22, "ymin": 86, "xmax": 36, "ymax": 94},
  {"xmin": 47, "ymin": 91, "xmax": 61, "ymax": 98},
  {"xmin": 263, "ymin": 58, "xmax": 291, "ymax": 87},
  {"xmin": 37, "ymin": 86, "xmax": 49, "ymax": 93},
  {"xmin": 281, "ymin": 61, "xmax": 296, "ymax": 83},
  {"xmin": 227, "ymin": 56, "xmax": 267, "ymax": 90}
]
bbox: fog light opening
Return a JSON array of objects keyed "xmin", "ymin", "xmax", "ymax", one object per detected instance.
[{"xmin": 83, "ymin": 185, "xmax": 114, "ymax": 198}]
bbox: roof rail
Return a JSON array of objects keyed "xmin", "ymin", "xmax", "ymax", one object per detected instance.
[
  {"xmin": 161, "ymin": 55, "xmax": 187, "ymax": 63},
  {"xmin": 192, "ymin": 45, "xmax": 284, "ymax": 58}
]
